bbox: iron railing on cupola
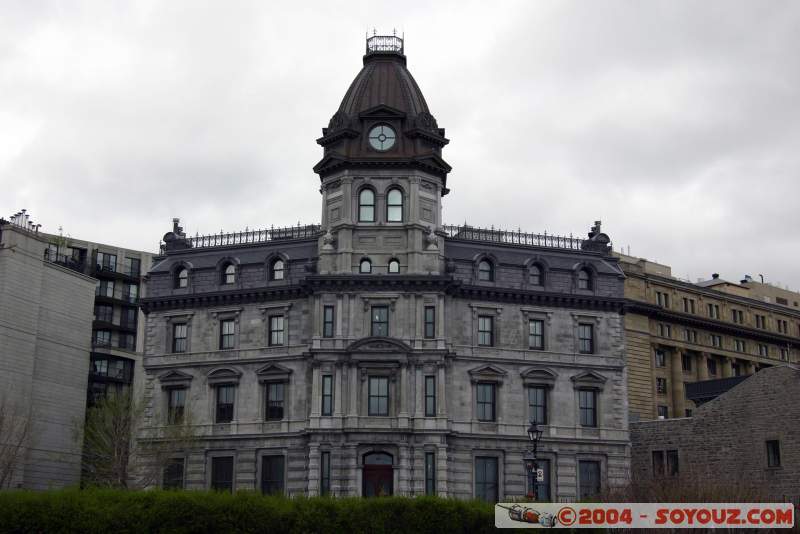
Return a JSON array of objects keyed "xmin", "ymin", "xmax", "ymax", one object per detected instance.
[
  {"xmin": 442, "ymin": 224, "xmax": 586, "ymax": 251},
  {"xmin": 159, "ymin": 223, "xmax": 322, "ymax": 254},
  {"xmin": 366, "ymin": 32, "xmax": 404, "ymax": 55}
]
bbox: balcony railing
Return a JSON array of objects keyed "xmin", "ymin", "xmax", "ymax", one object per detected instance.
[
  {"xmin": 442, "ymin": 224, "xmax": 584, "ymax": 251},
  {"xmin": 44, "ymin": 250, "xmax": 87, "ymax": 274},
  {"xmin": 160, "ymin": 223, "xmax": 322, "ymax": 254}
]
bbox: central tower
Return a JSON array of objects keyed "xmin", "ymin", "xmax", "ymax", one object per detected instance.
[{"xmin": 314, "ymin": 34, "xmax": 451, "ymax": 275}]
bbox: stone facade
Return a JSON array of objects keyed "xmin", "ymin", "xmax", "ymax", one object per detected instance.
[
  {"xmin": 618, "ymin": 254, "xmax": 800, "ymax": 421},
  {"xmin": 0, "ymin": 218, "xmax": 96, "ymax": 489},
  {"xmin": 134, "ymin": 36, "xmax": 630, "ymax": 501},
  {"xmin": 630, "ymin": 365, "xmax": 800, "ymax": 501}
]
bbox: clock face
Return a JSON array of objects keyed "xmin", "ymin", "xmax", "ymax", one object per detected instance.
[{"xmin": 368, "ymin": 125, "xmax": 396, "ymax": 151}]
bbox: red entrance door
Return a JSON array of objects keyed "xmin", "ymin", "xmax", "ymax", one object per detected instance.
[{"xmin": 363, "ymin": 452, "xmax": 393, "ymax": 497}]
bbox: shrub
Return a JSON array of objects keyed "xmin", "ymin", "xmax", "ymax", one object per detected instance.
[{"xmin": 0, "ymin": 490, "xmax": 497, "ymax": 534}]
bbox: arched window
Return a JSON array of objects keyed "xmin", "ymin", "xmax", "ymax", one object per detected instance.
[
  {"xmin": 175, "ymin": 268, "xmax": 188, "ymax": 288},
  {"xmin": 223, "ymin": 263, "xmax": 236, "ymax": 285},
  {"xmin": 478, "ymin": 260, "xmax": 493, "ymax": 282},
  {"xmin": 530, "ymin": 264, "xmax": 543, "ymax": 286},
  {"xmin": 388, "ymin": 259, "xmax": 400, "ymax": 273},
  {"xmin": 386, "ymin": 188, "xmax": 403, "ymax": 222},
  {"xmin": 360, "ymin": 259, "xmax": 372, "ymax": 274},
  {"xmin": 359, "ymin": 189, "xmax": 375, "ymax": 222},
  {"xmin": 271, "ymin": 259, "xmax": 285, "ymax": 281},
  {"xmin": 578, "ymin": 268, "xmax": 592, "ymax": 290}
]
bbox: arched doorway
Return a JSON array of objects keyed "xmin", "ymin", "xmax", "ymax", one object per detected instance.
[{"xmin": 362, "ymin": 452, "xmax": 393, "ymax": 497}]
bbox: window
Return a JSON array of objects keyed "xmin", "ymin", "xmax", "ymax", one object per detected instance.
[
  {"xmin": 320, "ymin": 451, "xmax": 331, "ymax": 496},
  {"xmin": 96, "ymin": 252, "xmax": 117, "ymax": 272},
  {"xmin": 96, "ymin": 279, "xmax": 115, "ymax": 297},
  {"xmin": 425, "ymin": 452, "xmax": 436, "ymax": 496},
  {"xmin": 731, "ymin": 309, "xmax": 744, "ymax": 324},
  {"xmin": 121, "ymin": 307, "xmax": 137, "ymax": 328},
  {"xmin": 359, "ymin": 189, "xmax": 375, "ymax": 222},
  {"xmin": 424, "ymin": 306, "xmax": 436, "ymax": 339},
  {"xmin": 578, "ymin": 323, "xmax": 594, "ymax": 354},
  {"xmin": 578, "ymin": 461, "xmax": 601, "ymax": 500},
  {"xmin": 265, "ymin": 382, "xmax": 284, "ymax": 420},
  {"xmin": 475, "ymin": 457, "xmax": 498, "ymax": 502},
  {"xmin": 766, "ymin": 440, "xmax": 781, "ymax": 468},
  {"xmin": 371, "ymin": 306, "xmax": 388, "ymax": 336},
  {"xmin": 269, "ymin": 315, "xmax": 284, "ymax": 346},
  {"xmin": 528, "ymin": 386, "xmax": 547, "ymax": 425},
  {"xmin": 734, "ymin": 339, "xmax": 746, "ymax": 353},
  {"xmin": 528, "ymin": 319, "xmax": 544, "ymax": 350},
  {"xmin": 388, "ymin": 259, "xmax": 400, "ymax": 273},
  {"xmin": 529, "ymin": 265, "xmax": 543, "ymax": 286},
  {"xmin": 732, "ymin": 362, "xmax": 741, "ymax": 376},
  {"xmin": 216, "ymin": 385, "xmax": 235, "ymax": 423},
  {"xmin": 577, "ymin": 269, "xmax": 592, "ymax": 290},
  {"xmin": 656, "ymin": 291, "xmax": 669, "ymax": 308},
  {"xmin": 94, "ymin": 330, "xmax": 111, "ymax": 347},
  {"xmin": 211, "ymin": 456, "xmax": 234, "ymax": 492},
  {"xmin": 756, "ymin": 314, "xmax": 766, "ymax": 329},
  {"xmin": 172, "ymin": 323, "xmax": 187, "ymax": 353},
  {"xmin": 682, "ymin": 298, "xmax": 695, "ymax": 314},
  {"xmin": 666, "ymin": 450, "xmax": 679, "ymax": 476},
  {"xmin": 658, "ymin": 323, "xmax": 671, "ymax": 338},
  {"xmin": 323, "ymin": 306, "xmax": 335, "ymax": 338},
  {"xmin": 119, "ymin": 333, "xmax": 135, "ymax": 350},
  {"xmin": 386, "ymin": 188, "xmax": 403, "ymax": 222},
  {"xmin": 123, "ymin": 282, "xmax": 139, "ymax": 303},
  {"xmin": 758, "ymin": 344, "xmax": 769, "ymax": 357},
  {"xmin": 125, "ymin": 257, "xmax": 141, "ymax": 277},
  {"xmin": 780, "ymin": 348, "xmax": 789, "ymax": 361},
  {"xmin": 261, "ymin": 456, "xmax": 285, "ymax": 495},
  {"xmin": 163, "ymin": 458, "xmax": 185, "ymax": 490},
  {"xmin": 777, "ymin": 319, "xmax": 788, "ymax": 333},
  {"xmin": 368, "ymin": 376, "xmax": 389, "ymax": 416},
  {"xmin": 269, "ymin": 259, "xmax": 285, "ymax": 281},
  {"xmin": 476, "ymin": 383, "xmax": 496, "ymax": 421},
  {"xmin": 707, "ymin": 303, "xmax": 720, "ymax": 319},
  {"xmin": 710, "ymin": 334, "xmax": 723, "ymax": 348},
  {"xmin": 478, "ymin": 316, "xmax": 493, "ymax": 346},
  {"xmin": 223, "ymin": 263, "xmax": 236, "ymax": 284},
  {"xmin": 653, "ymin": 451, "xmax": 672, "ymax": 477},
  {"xmin": 654, "ymin": 349, "xmax": 666, "ymax": 368},
  {"xmin": 683, "ymin": 329, "xmax": 697, "ymax": 343},
  {"xmin": 167, "ymin": 388, "xmax": 186, "ymax": 424},
  {"xmin": 478, "ymin": 260, "xmax": 493, "ymax": 282},
  {"xmin": 176, "ymin": 268, "xmax": 188, "ymax": 289},
  {"xmin": 685, "ymin": 409, "xmax": 693, "ymax": 417},
  {"xmin": 360, "ymin": 259, "xmax": 372, "ymax": 274},
  {"xmin": 681, "ymin": 353, "xmax": 692, "ymax": 372},
  {"xmin": 707, "ymin": 358, "xmax": 717, "ymax": 375},
  {"xmin": 578, "ymin": 389, "xmax": 597, "ymax": 427},
  {"xmin": 425, "ymin": 376, "xmax": 436, "ymax": 417},
  {"xmin": 220, "ymin": 319, "xmax": 235, "ymax": 349},
  {"xmin": 321, "ymin": 375, "xmax": 333, "ymax": 416},
  {"xmin": 94, "ymin": 304, "xmax": 113, "ymax": 323},
  {"xmin": 656, "ymin": 378, "xmax": 667, "ymax": 394},
  {"xmin": 657, "ymin": 405, "xmax": 668, "ymax": 418}
]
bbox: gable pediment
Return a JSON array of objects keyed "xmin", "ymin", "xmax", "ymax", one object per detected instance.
[
  {"xmin": 520, "ymin": 367, "xmax": 558, "ymax": 387},
  {"xmin": 158, "ymin": 370, "xmax": 193, "ymax": 389},
  {"xmin": 468, "ymin": 364, "xmax": 508, "ymax": 384},
  {"xmin": 359, "ymin": 104, "xmax": 407, "ymax": 120},
  {"xmin": 346, "ymin": 336, "xmax": 412, "ymax": 354},
  {"xmin": 256, "ymin": 363, "xmax": 293, "ymax": 383},
  {"xmin": 570, "ymin": 370, "xmax": 607, "ymax": 390},
  {"xmin": 207, "ymin": 367, "xmax": 242, "ymax": 386}
]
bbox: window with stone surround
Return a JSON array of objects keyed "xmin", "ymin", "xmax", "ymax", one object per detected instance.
[
  {"xmin": 476, "ymin": 383, "xmax": 496, "ymax": 421},
  {"xmin": 766, "ymin": 440, "xmax": 781, "ymax": 468},
  {"xmin": 656, "ymin": 377, "xmax": 668, "ymax": 395},
  {"xmin": 368, "ymin": 376, "xmax": 389, "ymax": 416},
  {"xmin": 478, "ymin": 316, "xmax": 494, "ymax": 346},
  {"xmin": 323, "ymin": 306, "xmax": 335, "ymax": 338}
]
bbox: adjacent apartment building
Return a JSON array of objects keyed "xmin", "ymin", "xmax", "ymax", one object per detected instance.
[
  {"xmin": 0, "ymin": 213, "xmax": 95, "ymax": 489},
  {"xmin": 619, "ymin": 254, "xmax": 800, "ymax": 421},
  {"xmin": 134, "ymin": 35, "xmax": 630, "ymax": 501}
]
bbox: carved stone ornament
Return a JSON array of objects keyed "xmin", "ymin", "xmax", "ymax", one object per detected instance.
[
  {"xmin": 328, "ymin": 111, "xmax": 347, "ymax": 132},
  {"xmin": 322, "ymin": 228, "xmax": 337, "ymax": 251},
  {"xmin": 425, "ymin": 226, "xmax": 438, "ymax": 250}
]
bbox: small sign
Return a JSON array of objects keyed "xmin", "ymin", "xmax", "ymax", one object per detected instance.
[{"xmin": 536, "ymin": 468, "xmax": 544, "ymax": 482}]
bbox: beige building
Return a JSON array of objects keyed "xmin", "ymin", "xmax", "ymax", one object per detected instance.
[{"xmin": 619, "ymin": 254, "xmax": 800, "ymax": 421}]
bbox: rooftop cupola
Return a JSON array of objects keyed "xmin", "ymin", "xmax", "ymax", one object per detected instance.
[{"xmin": 314, "ymin": 32, "xmax": 451, "ymax": 194}]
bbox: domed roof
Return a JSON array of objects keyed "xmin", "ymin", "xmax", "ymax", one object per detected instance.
[{"xmin": 337, "ymin": 52, "xmax": 430, "ymax": 118}]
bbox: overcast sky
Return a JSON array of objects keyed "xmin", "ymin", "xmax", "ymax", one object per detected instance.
[{"xmin": 2, "ymin": 1, "xmax": 799, "ymax": 289}]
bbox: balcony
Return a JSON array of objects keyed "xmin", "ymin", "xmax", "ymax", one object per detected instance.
[{"xmin": 44, "ymin": 250, "xmax": 87, "ymax": 274}]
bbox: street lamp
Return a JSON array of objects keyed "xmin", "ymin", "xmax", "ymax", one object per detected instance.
[{"xmin": 525, "ymin": 421, "xmax": 543, "ymax": 500}]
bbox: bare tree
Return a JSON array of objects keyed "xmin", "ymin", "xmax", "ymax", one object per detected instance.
[
  {"xmin": 0, "ymin": 394, "xmax": 31, "ymax": 489},
  {"xmin": 78, "ymin": 389, "xmax": 195, "ymax": 489}
]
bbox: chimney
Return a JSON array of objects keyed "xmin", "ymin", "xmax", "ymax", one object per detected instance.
[{"xmin": 712, "ymin": 273, "xmax": 719, "ymax": 279}]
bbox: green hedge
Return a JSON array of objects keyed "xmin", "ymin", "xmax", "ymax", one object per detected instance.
[{"xmin": 0, "ymin": 490, "xmax": 497, "ymax": 534}]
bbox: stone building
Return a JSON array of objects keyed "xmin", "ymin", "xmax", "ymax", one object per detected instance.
[
  {"xmin": 630, "ymin": 365, "xmax": 800, "ymax": 501},
  {"xmin": 619, "ymin": 254, "xmax": 800, "ymax": 421},
  {"xmin": 0, "ymin": 213, "xmax": 95, "ymax": 489},
  {"xmin": 136, "ymin": 35, "xmax": 629, "ymax": 501}
]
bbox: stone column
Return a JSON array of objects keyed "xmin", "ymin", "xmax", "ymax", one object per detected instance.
[
  {"xmin": 308, "ymin": 444, "xmax": 320, "ymax": 496},
  {"xmin": 310, "ymin": 361, "xmax": 321, "ymax": 428},
  {"xmin": 436, "ymin": 361, "xmax": 447, "ymax": 417},
  {"xmin": 697, "ymin": 352, "xmax": 709, "ymax": 381},
  {"xmin": 671, "ymin": 350, "xmax": 686, "ymax": 418},
  {"xmin": 398, "ymin": 444, "xmax": 411, "ymax": 495},
  {"xmin": 721, "ymin": 357, "xmax": 733, "ymax": 378},
  {"xmin": 414, "ymin": 364, "xmax": 424, "ymax": 420},
  {"xmin": 398, "ymin": 363, "xmax": 409, "ymax": 427},
  {"xmin": 334, "ymin": 361, "xmax": 344, "ymax": 419},
  {"xmin": 436, "ymin": 445, "xmax": 448, "ymax": 496},
  {"xmin": 347, "ymin": 362, "xmax": 359, "ymax": 425}
]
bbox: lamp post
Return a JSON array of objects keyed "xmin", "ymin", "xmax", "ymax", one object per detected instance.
[{"xmin": 525, "ymin": 421, "xmax": 543, "ymax": 500}]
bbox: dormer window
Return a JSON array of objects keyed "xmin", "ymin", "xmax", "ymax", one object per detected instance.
[
  {"xmin": 359, "ymin": 189, "xmax": 376, "ymax": 222},
  {"xmin": 175, "ymin": 268, "xmax": 188, "ymax": 289},
  {"xmin": 578, "ymin": 268, "xmax": 592, "ymax": 290},
  {"xmin": 360, "ymin": 259, "xmax": 372, "ymax": 274},
  {"xmin": 223, "ymin": 264, "xmax": 236, "ymax": 285},
  {"xmin": 478, "ymin": 260, "xmax": 494, "ymax": 282},
  {"xmin": 386, "ymin": 188, "xmax": 403, "ymax": 222},
  {"xmin": 388, "ymin": 259, "xmax": 400, "ymax": 273},
  {"xmin": 271, "ymin": 259, "xmax": 284, "ymax": 281}
]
